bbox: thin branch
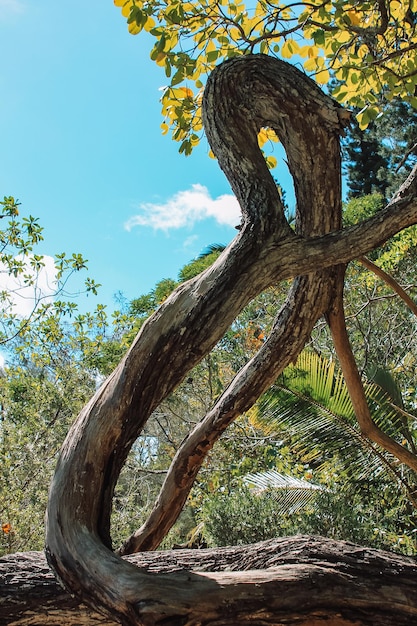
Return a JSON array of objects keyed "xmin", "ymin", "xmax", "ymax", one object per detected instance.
[
  {"xmin": 396, "ymin": 142, "xmax": 417, "ymax": 172},
  {"xmin": 327, "ymin": 283, "xmax": 417, "ymax": 473},
  {"xmin": 359, "ymin": 256, "xmax": 417, "ymax": 317}
]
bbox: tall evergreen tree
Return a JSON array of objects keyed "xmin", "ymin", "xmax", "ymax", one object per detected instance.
[
  {"xmin": 343, "ymin": 118, "xmax": 389, "ymax": 199},
  {"xmin": 373, "ymin": 99, "xmax": 417, "ymax": 198},
  {"xmin": 343, "ymin": 100, "xmax": 417, "ymax": 201}
]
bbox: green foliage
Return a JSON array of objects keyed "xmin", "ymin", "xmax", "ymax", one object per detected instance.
[
  {"xmin": 332, "ymin": 194, "xmax": 417, "ymax": 405},
  {"xmin": 0, "ymin": 196, "xmax": 101, "ymax": 347},
  {"xmin": 343, "ymin": 100, "xmax": 417, "ymax": 200},
  {"xmin": 343, "ymin": 121, "xmax": 390, "ymax": 200},
  {"xmin": 0, "ymin": 197, "xmax": 142, "ymax": 553},
  {"xmin": 115, "ymin": 0, "xmax": 417, "ymax": 153},
  {"xmin": 198, "ymin": 481, "xmax": 417, "ymax": 554},
  {"xmin": 2, "ymin": 191, "xmax": 417, "ymax": 556},
  {"xmin": 255, "ymin": 351, "xmax": 417, "ymax": 484},
  {"xmin": 193, "ymin": 350, "xmax": 417, "ymax": 555},
  {"xmin": 130, "ymin": 293, "xmax": 157, "ymax": 318},
  {"xmin": 178, "ymin": 244, "xmax": 225, "ymax": 282},
  {"xmin": 245, "ymin": 351, "xmax": 417, "ymax": 549},
  {"xmin": 0, "ymin": 362, "xmax": 96, "ymax": 554},
  {"xmin": 288, "ymin": 486, "xmax": 417, "ymax": 555},
  {"xmin": 0, "ymin": 293, "xmax": 141, "ymax": 555},
  {"xmin": 343, "ymin": 193, "xmax": 385, "ymax": 226},
  {"xmin": 369, "ymin": 99, "xmax": 417, "ymax": 198},
  {"xmin": 153, "ymin": 277, "xmax": 178, "ymax": 303},
  {"xmin": 200, "ymin": 484, "xmax": 287, "ymax": 547},
  {"xmin": 130, "ymin": 277, "xmax": 178, "ymax": 320}
]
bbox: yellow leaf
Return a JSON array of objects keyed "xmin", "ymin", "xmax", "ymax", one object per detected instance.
[
  {"xmin": 128, "ymin": 21, "xmax": 141, "ymax": 34},
  {"xmin": 255, "ymin": 0, "xmax": 265, "ymax": 17},
  {"xmin": 155, "ymin": 52, "xmax": 166, "ymax": 65},
  {"xmin": 334, "ymin": 30, "xmax": 352, "ymax": 43},
  {"xmin": 265, "ymin": 155, "xmax": 277, "ymax": 170},
  {"xmin": 242, "ymin": 15, "xmax": 261, "ymax": 37},
  {"xmin": 193, "ymin": 119, "xmax": 203, "ymax": 132},
  {"xmin": 258, "ymin": 127, "xmax": 278, "ymax": 147},
  {"xmin": 257, "ymin": 128, "xmax": 269, "ymax": 147},
  {"xmin": 229, "ymin": 27, "xmax": 242, "ymax": 42},
  {"xmin": 121, "ymin": 1, "xmax": 133, "ymax": 17},
  {"xmin": 169, "ymin": 87, "xmax": 188, "ymax": 100},
  {"xmin": 304, "ymin": 56, "xmax": 318, "ymax": 71},
  {"xmin": 356, "ymin": 44, "xmax": 369, "ymax": 59},
  {"xmin": 180, "ymin": 87, "xmax": 194, "ymax": 98},
  {"xmin": 298, "ymin": 45, "xmax": 313, "ymax": 58},
  {"xmin": 390, "ymin": 0, "xmax": 405, "ymax": 19},
  {"xmin": 206, "ymin": 39, "xmax": 217, "ymax": 53},
  {"xmin": 144, "ymin": 17, "xmax": 156, "ymax": 32},
  {"xmin": 315, "ymin": 67, "xmax": 330, "ymax": 84},
  {"xmin": 281, "ymin": 39, "xmax": 300, "ymax": 59},
  {"xmin": 347, "ymin": 10, "xmax": 360, "ymax": 26}
]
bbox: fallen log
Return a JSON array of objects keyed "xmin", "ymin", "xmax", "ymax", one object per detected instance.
[{"xmin": 1, "ymin": 536, "xmax": 417, "ymax": 626}]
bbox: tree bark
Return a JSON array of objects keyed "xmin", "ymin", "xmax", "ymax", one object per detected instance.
[
  {"xmin": 3, "ymin": 536, "xmax": 417, "ymax": 626},
  {"xmin": 44, "ymin": 55, "xmax": 417, "ymax": 624}
]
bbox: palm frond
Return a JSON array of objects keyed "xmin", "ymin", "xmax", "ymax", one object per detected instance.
[
  {"xmin": 367, "ymin": 366, "xmax": 405, "ymax": 409},
  {"xmin": 197, "ymin": 244, "xmax": 226, "ymax": 259},
  {"xmin": 252, "ymin": 351, "xmax": 417, "ymax": 494},
  {"xmin": 244, "ymin": 469, "xmax": 326, "ymax": 514}
]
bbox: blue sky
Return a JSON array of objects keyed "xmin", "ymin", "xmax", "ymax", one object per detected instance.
[{"xmin": 0, "ymin": 0, "xmax": 294, "ymax": 312}]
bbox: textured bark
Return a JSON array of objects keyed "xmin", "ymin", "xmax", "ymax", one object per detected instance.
[
  {"xmin": 43, "ymin": 55, "xmax": 417, "ymax": 624},
  {"xmin": 3, "ymin": 537, "xmax": 417, "ymax": 626}
]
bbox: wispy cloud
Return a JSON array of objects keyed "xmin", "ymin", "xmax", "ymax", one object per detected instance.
[
  {"xmin": 124, "ymin": 184, "xmax": 241, "ymax": 232},
  {"xmin": 0, "ymin": 0, "xmax": 25, "ymax": 17},
  {"xmin": 0, "ymin": 255, "xmax": 57, "ymax": 318},
  {"xmin": 182, "ymin": 235, "xmax": 199, "ymax": 249}
]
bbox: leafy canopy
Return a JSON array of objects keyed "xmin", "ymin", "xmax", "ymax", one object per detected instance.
[
  {"xmin": 0, "ymin": 197, "xmax": 102, "ymax": 347},
  {"xmin": 114, "ymin": 0, "xmax": 417, "ymax": 154}
]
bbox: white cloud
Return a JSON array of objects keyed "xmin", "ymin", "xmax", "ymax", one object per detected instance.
[
  {"xmin": 0, "ymin": 0, "xmax": 25, "ymax": 17},
  {"xmin": 182, "ymin": 235, "xmax": 199, "ymax": 249},
  {"xmin": 124, "ymin": 184, "xmax": 241, "ymax": 232},
  {"xmin": 0, "ymin": 255, "xmax": 57, "ymax": 318}
]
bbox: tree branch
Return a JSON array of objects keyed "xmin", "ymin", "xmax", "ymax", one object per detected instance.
[
  {"xmin": 327, "ymin": 279, "xmax": 417, "ymax": 472},
  {"xmin": 359, "ymin": 256, "xmax": 417, "ymax": 317},
  {"xmin": 118, "ymin": 273, "xmax": 339, "ymax": 554},
  {"xmin": 44, "ymin": 55, "xmax": 417, "ymax": 625}
]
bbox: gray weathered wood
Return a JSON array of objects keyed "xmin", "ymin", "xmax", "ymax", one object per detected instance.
[
  {"xmin": 3, "ymin": 536, "xmax": 417, "ymax": 625},
  {"xmin": 43, "ymin": 55, "xmax": 417, "ymax": 624}
]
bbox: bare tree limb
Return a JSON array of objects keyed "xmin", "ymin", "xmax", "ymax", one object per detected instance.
[
  {"xmin": 359, "ymin": 256, "xmax": 417, "ymax": 317},
  {"xmin": 327, "ymin": 280, "xmax": 417, "ymax": 472},
  {"xmin": 44, "ymin": 55, "xmax": 417, "ymax": 625}
]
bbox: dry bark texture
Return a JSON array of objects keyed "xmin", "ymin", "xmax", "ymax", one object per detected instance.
[
  {"xmin": 40, "ymin": 55, "xmax": 417, "ymax": 624},
  {"xmin": 3, "ymin": 536, "xmax": 417, "ymax": 626}
]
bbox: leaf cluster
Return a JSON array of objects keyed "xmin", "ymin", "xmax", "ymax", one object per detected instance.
[
  {"xmin": 114, "ymin": 0, "xmax": 417, "ymax": 151},
  {"xmin": 0, "ymin": 197, "xmax": 101, "ymax": 347}
]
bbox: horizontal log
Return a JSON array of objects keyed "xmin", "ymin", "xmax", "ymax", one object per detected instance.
[{"xmin": 2, "ymin": 536, "xmax": 417, "ymax": 625}]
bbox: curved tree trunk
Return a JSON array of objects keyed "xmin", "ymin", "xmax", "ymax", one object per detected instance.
[
  {"xmin": 44, "ymin": 55, "xmax": 417, "ymax": 624},
  {"xmin": 3, "ymin": 537, "xmax": 417, "ymax": 625}
]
